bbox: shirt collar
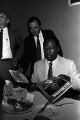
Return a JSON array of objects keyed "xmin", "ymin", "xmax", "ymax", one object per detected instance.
[
  {"xmin": 34, "ymin": 30, "xmax": 42, "ymax": 39},
  {"xmin": 47, "ymin": 55, "xmax": 58, "ymax": 65},
  {"xmin": 39, "ymin": 30, "xmax": 43, "ymax": 38},
  {"xmin": 0, "ymin": 27, "xmax": 8, "ymax": 32}
]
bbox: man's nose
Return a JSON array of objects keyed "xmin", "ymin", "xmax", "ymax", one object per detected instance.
[
  {"xmin": 47, "ymin": 49, "xmax": 51, "ymax": 53},
  {"xmin": 48, "ymin": 49, "xmax": 54, "ymax": 54}
]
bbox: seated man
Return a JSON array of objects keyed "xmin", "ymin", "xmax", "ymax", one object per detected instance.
[{"xmin": 31, "ymin": 35, "xmax": 80, "ymax": 92}]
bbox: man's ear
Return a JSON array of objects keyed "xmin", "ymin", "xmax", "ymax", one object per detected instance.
[{"xmin": 6, "ymin": 19, "xmax": 10, "ymax": 24}]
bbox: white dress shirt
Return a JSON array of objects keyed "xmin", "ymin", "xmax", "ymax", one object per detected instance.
[
  {"xmin": 1, "ymin": 27, "xmax": 13, "ymax": 59},
  {"xmin": 34, "ymin": 30, "xmax": 44, "ymax": 59},
  {"xmin": 32, "ymin": 55, "xmax": 80, "ymax": 90},
  {"xmin": 46, "ymin": 56, "xmax": 58, "ymax": 77}
]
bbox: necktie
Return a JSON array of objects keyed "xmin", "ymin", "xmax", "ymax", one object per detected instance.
[
  {"xmin": 48, "ymin": 61, "xmax": 53, "ymax": 79},
  {"xmin": 36, "ymin": 35, "xmax": 41, "ymax": 60},
  {"xmin": 0, "ymin": 29, "xmax": 3, "ymax": 58}
]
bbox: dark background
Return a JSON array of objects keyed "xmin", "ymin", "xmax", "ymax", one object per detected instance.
[{"xmin": 0, "ymin": 0, "xmax": 80, "ymax": 71}]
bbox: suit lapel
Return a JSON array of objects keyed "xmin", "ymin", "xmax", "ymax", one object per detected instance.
[
  {"xmin": 8, "ymin": 30, "xmax": 14, "ymax": 53},
  {"xmin": 30, "ymin": 36, "xmax": 36, "ymax": 53},
  {"xmin": 53, "ymin": 56, "xmax": 63, "ymax": 76},
  {"xmin": 41, "ymin": 30, "xmax": 45, "ymax": 40},
  {"xmin": 32, "ymin": 37, "xmax": 36, "ymax": 49},
  {"xmin": 41, "ymin": 59, "xmax": 48, "ymax": 80}
]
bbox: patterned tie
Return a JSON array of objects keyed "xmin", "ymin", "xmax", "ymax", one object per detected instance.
[
  {"xmin": 0, "ymin": 29, "xmax": 3, "ymax": 58},
  {"xmin": 48, "ymin": 61, "xmax": 53, "ymax": 79},
  {"xmin": 36, "ymin": 35, "xmax": 41, "ymax": 60}
]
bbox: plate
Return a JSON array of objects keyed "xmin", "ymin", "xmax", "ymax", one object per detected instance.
[{"xmin": 2, "ymin": 99, "xmax": 33, "ymax": 114}]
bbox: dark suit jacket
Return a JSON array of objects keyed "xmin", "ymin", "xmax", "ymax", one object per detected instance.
[
  {"xmin": 8, "ymin": 29, "xmax": 23, "ymax": 62},
  {"xmin": 0, "ymin": 29, "xmax": 23, "ymax": 83},
  {"xmin": 21, "ymin": 29, "xmax": 63, "ymax": 75}
]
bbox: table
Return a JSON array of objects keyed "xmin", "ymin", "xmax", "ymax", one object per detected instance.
[{"xmin": 2, "ymin": 91, "xmax": 80, "ymax": 120}]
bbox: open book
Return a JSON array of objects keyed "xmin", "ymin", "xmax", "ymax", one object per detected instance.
[
  {"xmin": 36, "ymin": 76, "xmax": 73, "ymax": 103},
  {"xmin": 9, "ymin": 70, "xmax": 29, "ymax": 83},
  {"xmin": 36, "ymin": 76, "xmax": 73, "ymax": 113}
]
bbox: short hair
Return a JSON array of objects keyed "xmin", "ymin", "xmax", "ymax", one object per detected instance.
[
  {"xmin": 0, "ymin": 10, "xmax": 11, "ymax": 28},
  {"xmin": 43, "ymin": 36, "xmax": 60, "ymax": 49},
  {"xmin": 27, "ymin": 16, "xmax": 41, "ymax": 27},
  {"xmin": 0, "ymin": 11, "xmax": 9, "ymax": 19}
]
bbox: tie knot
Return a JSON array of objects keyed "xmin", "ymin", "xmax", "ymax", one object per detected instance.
[{"xmin": 49, "ymin": 61, "xmax": 52, "ymax": 66}]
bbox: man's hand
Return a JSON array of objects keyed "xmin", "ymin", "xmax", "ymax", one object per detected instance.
[
  {"xmin": 43, "ymin": 77, "xmax": 60, "ymax": 91},
  {"xmin": 27, "ymin": 82, "xmax": 37, "ymax": 92},
  {"xmin": 58, "ymin": 74, "xmax": 71, "ymax": 82},
  {"xmin": 17, "ymin": 67, "xmax": 23, "ymax": 73}
]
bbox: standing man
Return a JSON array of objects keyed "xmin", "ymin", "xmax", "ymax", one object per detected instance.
[
  {"xmin": 21, "ymin": 16, "xmax": 63, "ymax": 79},
  {"xmin": 0, "ymin": 11, "xmax": 23, "ymax": 66},
  {"xmin": 0, "ymin": 11, "xmax": 23, "ymax": 105}
]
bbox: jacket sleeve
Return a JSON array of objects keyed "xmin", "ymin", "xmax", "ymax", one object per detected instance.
[
  {"xmin": 69, "ymin": 61, "xmax": 80, "ymax": 90},
  {"xmin": 19, "ymin": 38, "xmax": 30, "ymax": 74},
  {"xmin": 14, "ymin": 31, "xmax": 24, "ymax": 61}
]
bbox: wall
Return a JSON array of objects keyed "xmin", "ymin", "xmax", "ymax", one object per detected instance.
[{"xmin": 0, "ymin": 0, "xmax": 80, "ymax": 71}]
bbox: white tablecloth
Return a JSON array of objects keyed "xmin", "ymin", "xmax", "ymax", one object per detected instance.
[{"xmin": 2, "ymin": 91, "xmax": 80, "ymax": 120}]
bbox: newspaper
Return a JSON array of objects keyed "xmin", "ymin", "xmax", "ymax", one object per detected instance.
[{"xmin": 9, "ymin": 70, "xmax": 29, "ymax": 83}]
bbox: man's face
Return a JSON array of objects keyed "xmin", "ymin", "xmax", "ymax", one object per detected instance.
[
  {"xmin": 29, "ymin": 20, "xmax": 41, "ymax": 36},
  {"xmin": 44, "ymin": 41, "xmax": 58, "ymax": 61},
  {"xmin": 0, "ymin": 13, "xmax": 9, "ymax": 29}
]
